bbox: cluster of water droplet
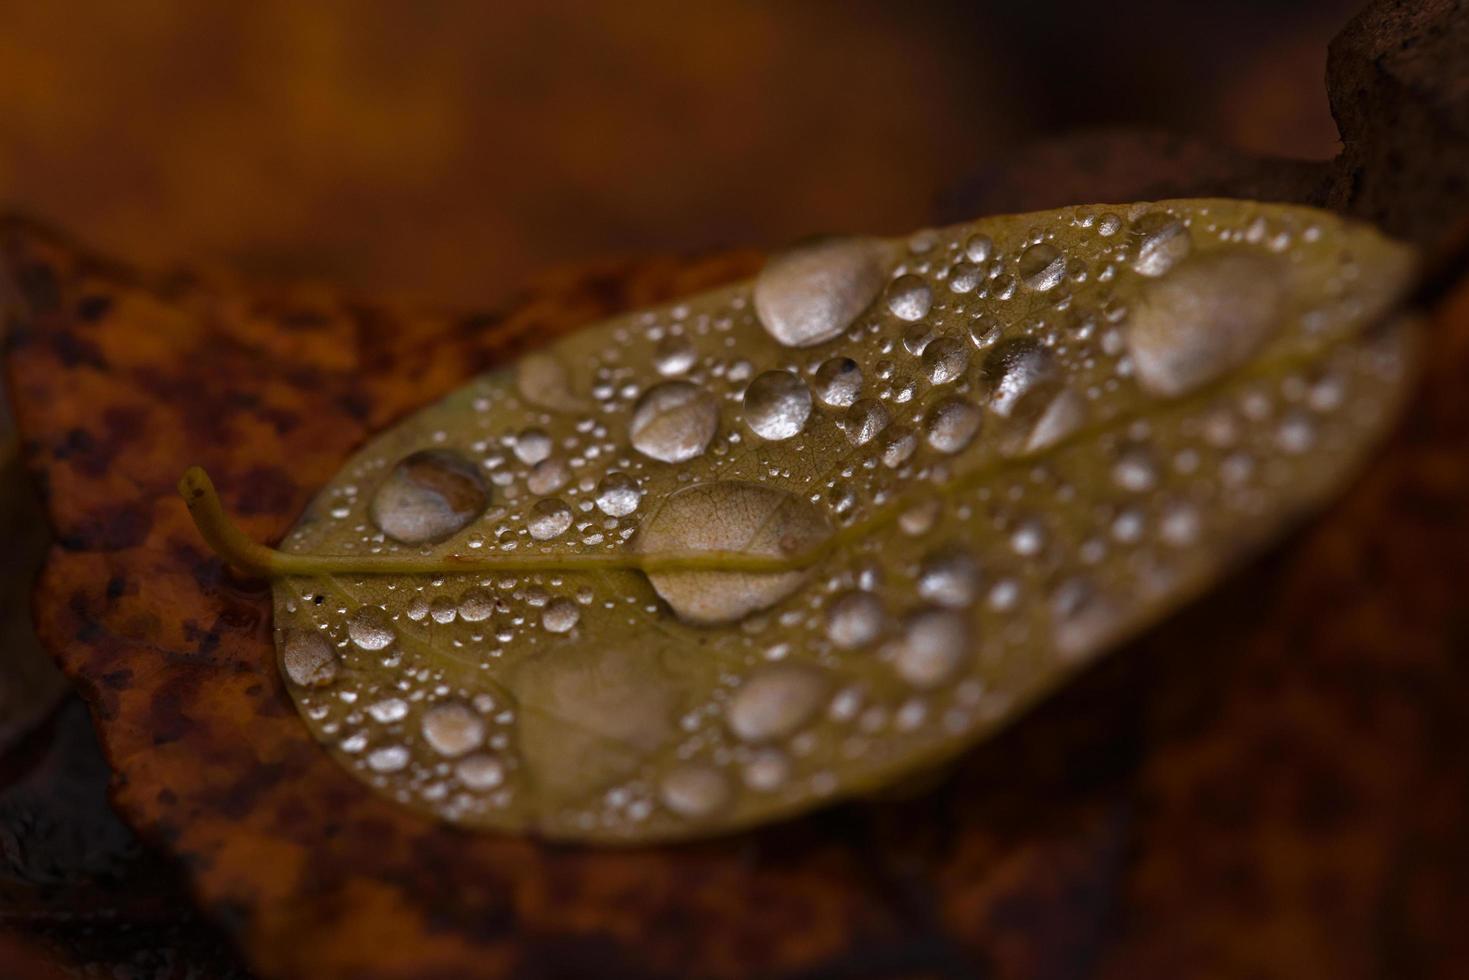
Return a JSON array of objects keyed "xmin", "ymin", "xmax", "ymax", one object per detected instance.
[{"xmin": 273, "ymin": 200, "xmax": 1413, "ymax": 840}]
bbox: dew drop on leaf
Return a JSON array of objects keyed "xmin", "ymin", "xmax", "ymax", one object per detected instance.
[
  {"xmin": 754, "ymin": 237, "xmax": 889, "ymax": 348},
  {"xmin": 743, "ymin": 369, "xmax": 812, "ymax": 441},
  {"xmin": 628, "ymin": 380, "xmax": 719, "ymax": 462},
  {"xmin": 369, "ymin": 449, "xmax": 488, "ymax": 544}
]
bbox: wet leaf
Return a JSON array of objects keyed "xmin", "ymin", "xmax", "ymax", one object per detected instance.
[{"xmin": 186, "ymin": 200, "xmax": 1419, "ymax": 842}]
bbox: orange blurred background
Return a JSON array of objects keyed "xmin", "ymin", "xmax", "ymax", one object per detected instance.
[{"xmin": 0, "ymin": 0, "xmax": 1356, "ymax": 306}]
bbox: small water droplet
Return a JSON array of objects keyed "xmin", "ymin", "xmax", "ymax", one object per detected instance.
[
  {"xmin": 814, "ymin": 357, "xmax": 863, "ymax": 408},
  {"xmin": 840, "ymin": 399, "xmax": 890, "ymax": 446},
  {"xmin": 528, "ymin": 498, "xmax": 573, "ymax": 540},
  {"xmin": 880, "ymin": 426, "xmax": 918, "ymax": 468},
  {"xmin": 456, "ymin": 753, "xmax": 506, "ymax": 790},
  {"xmin": 894, "ymin": 608, "xmax": 970, "ymax": 689},
  {"xmin": 963, "ymin": 233, "xmax": 993, "ymax": 263},
  {"xmin": 367, "ymin": 745, "xmax": 409, "ymax": 773},
  {"xmin": 595, "ymin": 471, "xmax": 643, "ymax": 516},
  {"xmin": 282, "ymin": 630, "xmax": 337, "ymax": 687},
  {"xmin": 513, "ymin": 428, "xmax": 552, "ymax": 465},
  {"xmin": 981, "ymin": 339, "xmax": 1083, "ymax": 455},
  {"xmin": 924, "ymin": 397, "xmax": 982, "ymax": 454},
  {"xmin": 660, "ymin": 763, "xmax": 731, "ymax": 818},
  {"xmin": 348, "ymin": 606, "xmax": 396, "ymax": 651},
  {"xmin": 826, "ymin": 591, "xmax": 885, "ymax": 648},
  {"xmin": 654, "ymin": 335, "xmax": 697, "ymax": 376},
  {"xmin": 541, "ymin": 598, "xmax": 581, "ymax": 633},
  {"xmin": 1130, "ymin": 214, "xmax": 1192, "ymax": 277},
  {"xmin": 526, "ymin": 457, "xmax": 570, "ymax": 494},
  {"xmin": 458, "ymin": 589, "xmax": 497, "ymax": 622},
  {"xmin": 917, "ymin": 549, "xmax": 981, "ymax": 609},
  {"xmin": 629, "ymin": 381, "xmax": 719, "ymax": 462},
  {"xmin": 1111, "ymin": 446, "xmax": 1159, "ymax": 493},
  {"xmin": 422, "ymin": 702, "xmax": 486, "ymax": 758},
  {"xmin": 744, "ymin": 749, "xmax": 791, "ymax": 792},
  {"xmin": 886, "ymin": 274, "xmax": 933, "ymax": 321},
  {"xmin": 743, "ymin": 370, "xmax": 813, "ymax": 441},
  {"xmin": 921, "ymin": 336, "xmax": 970, "ymax": 385}
]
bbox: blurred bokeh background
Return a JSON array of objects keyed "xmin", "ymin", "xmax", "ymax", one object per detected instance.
[{"xmin": 0, "ymin": 0, "xmax": 1356, "ymax": 306}]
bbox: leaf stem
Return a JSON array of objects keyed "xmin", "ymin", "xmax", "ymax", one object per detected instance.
[{"xmin": 178, "ymin": 466, "xmax": 819, "ymax": 577}]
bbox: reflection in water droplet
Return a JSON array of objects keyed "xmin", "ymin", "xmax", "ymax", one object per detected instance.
[
  {"xmin": 1131, "ymin": 214, "xmax": 1192, "ymax": 277},
  {"xmin": 840, "ymin": 399, "xmax": 890, "ymax": 447},
  {"xmin": 1126, "ymin": 252, "xmax": 1282, "ymax": 397},
  {"xmin": 895, "ymin": 608, "xmax": 970, "ymax": 689},
  {"xmin": 282, "ymin": 630, "xmax": 337, "ymax": 687},
  {"xmin": 881, "ymin": 426, "xmax": 918, "ymax": 468},
  {"xmin": 1018, "ymin": 242, "xmax": 1066, "ymax": 291},
  {"xmin": 743, "ymin": 370, "xmax": 812, "ymax": 441},
  {"xmin": 887, "ymin": 274, "xmax": 933, "ymax": 322},
  {"xmin": 924, "ymin": 397, "xmax": 982, "ymax": 454},
  {"xmin": 964, "ymin": 233, "xmax": 993, "ymax": 263},
  {"xmin": 528, "ymin": 498, "xmax": 573, "ymax": 541},
  {"xmin": 826, "ymin": 591, "xmax": 885, "ymax": 649},
  {"xmin": 541, "ymin": 598, "xmax": 581, "ymax": 633},
  {"xmin": 727, "ymin": 664, "xmax": 829, "ymax": 741},
  {"xmin": 660, "ymin": 764, "xmax": 730, "ymax": 817},
  {"xmin": 921, "ymin": 336, "xmax": 970, "ymax": 385},
  {"xmin": 370, "ymin": 450, "xmax": 488, "ymax": 545},
  {"xmin": 754, "ymin": 237, "xmax": 888, "ymax": 347},
  {"xmin": 629, "ymin": 381, "xmax": 719, "ymax": 462},
  {"xmin": 422, "ymin": 702, "xmax": 485, "ymax": 758},
  {"xmin": 348, "ymin": 607, "xmax": 396, "ymax": 651},
  {"xmin": 458, "ymin": 589, "xmax": 496, "ymax": 622},
  {"xmin": 595, "ymin": 472, "xmax": 643, "ymax": 516},
  {"xmin": 814, "ymin": 357, "xmax": 862, "ymax": 408}
]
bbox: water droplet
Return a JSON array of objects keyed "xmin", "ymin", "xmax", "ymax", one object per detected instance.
[
  {"xmin": 963, "ymin": 233, "xmax": 993, "ymax": 263},
  {"xmin": 458, "ymin": 589, "xmax": 497, "ymax": 622},
  {"xmin": 894, "ymin": 608, "xmax": 970, "ymax": 689},
  {"xmin": 370, "ymin": 450, "xmax": 488, "ymax": 545},
  {"xmin": 513, "ymin": 428, "xmax": 552, "ymax": 465},
  {"xmin": 1111, "ymin": 446, "xmax": 1158, "ymax": 493},
  {"xmin": 528, "ymin": 498, "xmax": 573, "ymax": 541},
  {"xmin": 595, "ymin": 472, "xmax": 643, "ymax": 516},
  {"xmin": 1275, "ymin": 411, "xmax": 1316, "ymax": 454},
  {"xmin": 282, "ymin": 630, "xmax": 337, "ymax": 687},
  {"xmin": 654, "ymin": 335, "xmax": 697, "ymax": 376},
  {"xmin": 1160, "ymin": 501, "xmax": 1201, "ymax": 546},
  {"xmin": 367, "ymin": 745, "xmax": 409, "ymax": 773},
  {"xmin": 660, "ymin": 763, "xmax": 731, "ymax": 818},
  {"xmin": 1018, "ymin": 242, "xmax": 1065, "ymax": 291},
  {"xmin": 917, "ymin": 549, "xmax": 981, "ymax": 608},
  {"xmin": 886, "ymin": 274, "xmax": 933, "ymax": 321},
  {"xmin": 1126, "ymin": 252, "xmax": 1282, "ymax": 397},
  {"xmin": 754, "ymin": 237, "xmax": 888, "ymax": 347},
  {"xmin": 921, "ymin": 336, "xmax": 970, "ymax": 385},
  {"xmin": 743, "ymin": 370, "xmax": 812, "ymax": 441},
  {"xmin": 826, "ymin": 591, "xmax": 885, "ymax": 648},
  {"xmin": 634, "ymin": 482, "xmax": 831, "ymax": 625},
  {"xmin": 422, "ymin": 702, "xmax": 485, "ymax": 758},
  {"xmin": 814, "ymin": 357, "xmax": 863, "ymax": 408},
  {"xmin": 456, "ymin": 753, "xmax": 506, "ymax": 790},
  {"xmin": 880, "ymin": 426, "xmax": 918, "ymax": 468},
  {"xmin": 840, "ymin": 399, "xmax": 890, "ymax": 447},
  {"xmin": 1010, "ymin": 518, "xmax": 1046, "ymax": 556},
  {"xmin": 744, "ymin": 749, "xmax": 791, "ymax": 792},
  {"xmin": 924, "ymin": 397, "xmax": 982, "ymax": 454},
  {"xmin": 516, "ymin": 352, "xmax": 586, "ymax": 411},
  {"xmin": 981, "ymin": 339, "xmax": 1083, "ymax": 455},
  {"xmin": 368, "ymin": 697, "xmax": 408, "ymax": 723},
  {"xmin": 526, "ymin": 457, "xmax": 570, "ymax": 495},
  {"xmin": 727, "ymin": 664, "xmax": 829, "ymax": 741},
  {"xmin": 1130, "ymin": 214, "xmax": 1192, "ymax": 277},
  {"xmin": 949, "ymin": 263, "xmax": 984, "ymax": 294},
  {"xmin": 629, "ymin": 381, "xmax": 719, "ymax": 462},
  {"xmin": 348, "ymin": 606, "xmax": 396, "ymax": 651},
  {"xmin": 541, "ymin": 598, "xmax": 581, "ymax": 633}
]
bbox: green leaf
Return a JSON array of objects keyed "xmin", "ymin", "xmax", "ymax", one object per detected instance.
[{"xmin": 186, "ymin": 199, "xmax": 1418, "ymax": 842}]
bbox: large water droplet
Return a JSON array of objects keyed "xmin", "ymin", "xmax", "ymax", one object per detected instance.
[
  {"xmin": 924, "ymin": 397, "xmax": 982, "ymax": 454},
  {"xmin": 1130, "ymin": 214, "xmax": 1192, "ymax": 277},
  {"xmin": 595, "ymin": 472, "xmax": 643, "ymax": 516},
  {"xmin": 754, "ymin": 237, "xmax": 888, "ymax": 347},
  {"xmin": 347, "ymin": 606, "xmax": 395, "ymax": 651},
  {"xmin": 726, "ymin": 664, "xmax": 829, "ymax": 741},
  {"xmin": 369, "ymin": 450, "xmax": 488, "ymax": 545},
  {"xmin": 421, "ymin": 702, "xmax": 485, "ymax": 758},
  {"xmin": 981, "ymin": 339, "xmax": 1083, "ymax": 455},
  {"xmin": 629, "ymin": 381, "xmax": 719, "ymax": 462},
  {"xmin": 282, "ymin": 630, "xmax": 337, "ymax": 687},
  {"xmin": 1018, "ymin": 242, "xmax": 1066, "ymax": 291},
  {"xmin": 1126, "ymin": 251, "xmax": 1283, "ymax": 397},
  {"xmin": 814, "ymin": 357, "xmax": 863, "ymax": 408},
  {"xmin": 826, "ymin": 590, "xmax": 885, "ymax": 648},
  {"xmin": 894, "ymin": 608, "xmax": 970, "ymax": 689},
  {"xmin": 528, "ymin": 498, "xmax": 573, "ymax": 541},
  {"xmin": 886, "ymin": 274, "xmax": 933, "ymax": 321},
  {"xmin": 840, "ymin": 399, "xmax": 889, "ymax": 447},
  {"xmin": 743, "ymin": 370, "xmax": 812, "ymax": 441},
  {"xmin": 633, "ymin": 482, "xmax": 831, "ymax": 625}
]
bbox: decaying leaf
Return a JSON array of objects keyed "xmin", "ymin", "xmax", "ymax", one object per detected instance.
[{"xmin": 181, "ymin": 200, "xmax": 1418, "ymax": 842}]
